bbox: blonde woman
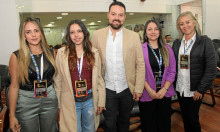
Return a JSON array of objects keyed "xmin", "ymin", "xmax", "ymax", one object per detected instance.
[
  {"xmin": 9, "ymin": 17, "xmax": 58, "ymax": 132},
  {"xmin": 172, "ymin": 11, "xmax": 216, "ymax": 132}
]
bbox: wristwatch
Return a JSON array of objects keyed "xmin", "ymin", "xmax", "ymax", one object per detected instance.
[{"xmin": 164, "ymin": 87, "xmax": 168, "ymax": 91}]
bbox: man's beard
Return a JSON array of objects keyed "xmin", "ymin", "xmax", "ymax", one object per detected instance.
[{"xmin": 109, "ymin": 20, "xmax": 123, "ymax": 30}]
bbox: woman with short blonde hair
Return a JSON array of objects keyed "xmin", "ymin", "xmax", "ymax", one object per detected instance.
[{"xmin": 173, "ymin": 11, "xmax": 216, "ymax": 132}]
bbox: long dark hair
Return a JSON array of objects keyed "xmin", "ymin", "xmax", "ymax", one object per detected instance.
[
  {"xmin": 143, "ymin": 20, "xmax": 164, "ymax": 45},
  {"xmin": 65, "ymin": 19, "xmax": 95, "ymax": 71},
  {"xmin": 143, "ymin": 19, "xmax": 169, "ymax": 67}
]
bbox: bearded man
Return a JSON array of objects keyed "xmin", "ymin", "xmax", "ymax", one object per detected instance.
[{"xmin": 91, "ymin": 1, "xmax": 145, "ymax": 132}]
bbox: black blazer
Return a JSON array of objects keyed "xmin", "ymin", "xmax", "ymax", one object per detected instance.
[{"xmin": 172, "ymin": 33, "xmax": 216, "ymax": 94}]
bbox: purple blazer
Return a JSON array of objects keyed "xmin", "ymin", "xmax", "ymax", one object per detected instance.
[{"xmin": 140, "ymin": 42, "xmax": 176, "ymax": 102}]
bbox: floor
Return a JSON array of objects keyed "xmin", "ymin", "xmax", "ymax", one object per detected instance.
[{"xmin": 97, "ymin": 91, "xmax": 220, "ymax": 132}]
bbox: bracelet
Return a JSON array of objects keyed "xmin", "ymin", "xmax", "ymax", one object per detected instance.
[{"xmin": 164, "ymin": 87, "xmax": 168, "ymax": 91}]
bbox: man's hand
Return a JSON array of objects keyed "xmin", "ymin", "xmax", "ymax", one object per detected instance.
[
  {"xmin": 133, "ymin": 92, "xmax": 142, "ymax": 101},
  {"xmin": 96, "ymin": 107, "xmax": 104, "ymax": 115}
]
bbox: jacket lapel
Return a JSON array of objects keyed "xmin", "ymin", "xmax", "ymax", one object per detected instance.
[
  {"xmin": 101, "ymin": 27, "xmax": 109, "ymax": 67},
  {"xmin": 190, "ymin": 33, "xmax": 201, "ymax": 54},
  {"xmin": 175, "ymin": 40, "xmax": 181, "ymax": 62},
  {"xmin": 143, "ymin": 42, "xmax": 154, "ymax": 78},
  {"xmin": 123, "ymin": 28, "xmax": 128, "ymax": 63},
  {"xmin": 62, "ymin": 52, "xmax": 74, "ymax": 95}
]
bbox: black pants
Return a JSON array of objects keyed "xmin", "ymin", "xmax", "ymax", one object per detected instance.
[
  {"xmin": 177, "ymin": 92, "xmax": 202, "ymax": 132},
  {"xmin": 103, "ymin": 88, "xmax": 135, "ymax": 132},
  {"xmin": 138, "ymin": 97, "xmax": 171, "ymax": 132}
]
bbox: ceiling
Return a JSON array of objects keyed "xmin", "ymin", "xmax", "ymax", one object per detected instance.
[
  {"xmin": 17, "ymin": 0, "xmax": 201, "ymax": 28},
  {"xmin": 20, "ymin": 12, "xmax": 160, "ymax": 28}
]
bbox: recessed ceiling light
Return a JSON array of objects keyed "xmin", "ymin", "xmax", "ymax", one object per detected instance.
[
  {"xmin": 88, "ymin": 22, "xmax": 96, "ymax": 25},
  {"xmin": 81, "ymin": 19, "xmax": 86, "ymax": 21},
  {"xmin": 57, "ymin": 17, "xmax": 62, "ymax": 19},
  {"xmin": 129, "ymin": 13, "xmax": 134, "ymax": 15},
  {"xmin": 47, "ymin": 24, "xmax": 53, "ymax": 26},
  {"xmin": 61, "ymin": 13, "xmax": 68, "ymax": 16},
  {"xmin": 97, "ymin": 21, "xmax": 101, "ymax": 23},
  {"xmin": 50, "ymin": 22, "xmax": 55, "ymax": 24}
]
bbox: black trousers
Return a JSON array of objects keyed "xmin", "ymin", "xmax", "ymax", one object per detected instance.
[
  {"xmin": 138, "ymin": 97, "xmax": 171, "ymax": 132},
  {"xmin": 177, "ymin": 92, "xmax": 202, "ymax": 132},
  {"xmin": 103, "ymin": 88, "xmax": 135, "ymax": 132}
]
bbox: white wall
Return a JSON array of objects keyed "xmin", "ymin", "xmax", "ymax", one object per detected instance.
[
  {"xmin": 181, "ymin": 3, "xmax": 203, "ymax": 33},
  {"xmin": 161, "ymin": 5, "xmax": 180, "ymax": 40},
  {"xmin": 0, "ymin": 0, "xmax": 19, "ymax": 65},
  {"xmin": 203, "ymin": 0, "xmax": 220, "ymax": 39}
]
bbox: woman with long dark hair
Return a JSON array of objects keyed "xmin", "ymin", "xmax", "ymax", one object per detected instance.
[
  {"xmin": 54, "ymin": 19, "xmax": 105, "ymax": 132},
  {"xmin": 139, "ymin": 19, "xmax": 176, "ymax": 132}
]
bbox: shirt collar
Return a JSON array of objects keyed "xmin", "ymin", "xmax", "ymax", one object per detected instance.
[
  {"xmin": 108, "ymin": 27, "xmax": 123, "ymax": 36},
  {"xmin": 182, "ymin": 32, "xmax": 197, "ymax": 44}
]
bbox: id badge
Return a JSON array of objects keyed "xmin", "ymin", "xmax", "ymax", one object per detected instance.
[
  {"xmin": 75, "ymin": 80, "xmax": 88, "ymax": 97},
  {"xmin": 155, "ymin": 72, "xmax": 162, "ymax": 89},
  {"xmin": 34, "ymin": 80, "xmax": 47, "ymax": 98},
  {"xmin": 180, "ymin": 54, "xmax": 189, "ymax": 69}
]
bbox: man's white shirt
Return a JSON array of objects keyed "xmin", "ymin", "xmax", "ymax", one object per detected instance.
[{"xmin": 105, "ymin": 28, "xmax": 128, "ymax": 93}]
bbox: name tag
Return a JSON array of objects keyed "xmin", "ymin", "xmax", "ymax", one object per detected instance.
[
  {"xmin": 180, "ymin": 54, "xmax": 189, "ymax": 69},
  {"xmin": 34, "ymin": 80, "xmax": 47, "ymax": 98},
  {"xmin": 154, "ymin": 72, "xmax": 163, "ymax": 89},
  {"xmin": 75, "ymin": 79, "xmax": 88, "ymax": 97}
]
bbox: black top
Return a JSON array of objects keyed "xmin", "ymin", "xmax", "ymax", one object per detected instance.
[
  {"xmin": 13, "ymin": 49, "xmax": 55, "ymax": 91},
  {"xmin": 147, "ymin": 44, "xmax": 164, "ymax": 77},
  {"xmin": 172, "ymin": 34, "xmax": 216, "ymax": 94}
]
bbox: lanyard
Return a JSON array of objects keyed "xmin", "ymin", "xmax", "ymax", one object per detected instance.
[
  {"xmin": 30, "ymin": 52, "xmax": 43, "ymax": 82},
  {"xmin": 184, "ymin": 40, "xmax": 194, "ymax": 55},
  {"xmin": 77, "ymin": 52, "xmax": 84, "ymax": 80},
  {"xmin": 148, "ymin": 43, "xmax": 162, "ymax": 72}
]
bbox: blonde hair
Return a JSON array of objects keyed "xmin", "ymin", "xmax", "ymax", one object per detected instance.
[
  {"xmin": 176, "ymin": 11, "xmax": 202, "ymax": 39},
  {"xmin": 18, "ymin": 17, "xmax": 57, "ymax": 85}
]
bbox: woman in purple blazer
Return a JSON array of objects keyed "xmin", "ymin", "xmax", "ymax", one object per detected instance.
[{"xmin": 139, "ymin": 20, "xmax": 176, "ymax": 132}]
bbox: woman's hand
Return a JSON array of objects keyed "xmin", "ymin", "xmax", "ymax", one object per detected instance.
[
  {"xmin": 96, "ymin": 106, "xmax": 104, "ymax": 115},
  {"xmin": 156, "ymin": 88, "xmax": 167, "ymax": 99},
  {"xmin": 9, "ymin": 54, "xmax": 20, "ymax": 132},
  {"xmin": 10, "ymin": 116, "xmax": 21, "ymax": 132},
  {"xmin": 148, "ymin": 89, "xmax": 159, "ymax": 99},
  {"xmin": 193, "ymin": 91, "xmax": 203, "ymax": 101}
]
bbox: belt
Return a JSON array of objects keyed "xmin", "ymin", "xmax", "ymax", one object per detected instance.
[{"xmin": 74, "ymin": 91, "xmax": 93, "ymax": 102}]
